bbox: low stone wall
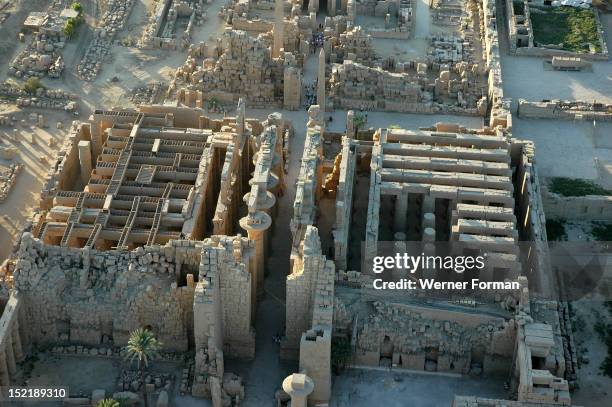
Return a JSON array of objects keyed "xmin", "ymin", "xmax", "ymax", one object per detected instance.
[
  {"xmin": 517, "ymin": 99, "xmax": 612, "ymax": 121},
  {"xmin": 513, "ymin": 45, "xmax": 609, "ymax": 61},
  {"xmin": 368, "ymin": 29, "xmax": 410, "ymax": 39},
  {"xmin": 542, "ymin": 185, "xmax": 612, "ymax": 221},
  {"xmin": 232, "ymin": 17, "xmax": 272, "ymax": 33},
  {"xmin": 482, "ymin": 0, "xmax": 512, "ymax": 129},
  {"xmin": 0, "ymin": 83, "xmax": 78, "ymax": 111}
]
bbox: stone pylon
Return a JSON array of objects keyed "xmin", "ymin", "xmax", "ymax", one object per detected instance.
[
  {"xmin": 317, "ymin": 48, "xmax": 326, "ymax": 113},
  {"xmin": 273, "ymin": 0, "xmax": 284, "ymax": 58}
]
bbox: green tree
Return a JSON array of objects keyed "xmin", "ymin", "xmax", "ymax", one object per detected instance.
[
  {"xmin": 23, "ymin": 77, "xmax": 43, "ymax": 94},
  {"xmin": 353, "ymin": 113, "xmax": 366, "ymax": 131},
  {"xmin": 63, "ymin": 19, "xmax": 75, "ymax": 38},
  {"xmin": 96, "ymin": 399, "xmax": 120, "ymax": 407},
  {"xmin": 124, "ymin": 328, "xmax": 162, "ymax": 407},
  {"xmin": 71, "ymin": 2, "xmax": 83, "ymax": 13}
]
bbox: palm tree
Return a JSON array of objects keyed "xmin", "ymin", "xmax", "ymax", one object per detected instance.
[
  {"xmin": 124, "ymin": 328, "xmax": 162, "ymax": 407},
  {"xmin": 96, "ymin": 399, "xmax": 119, "ymax": 407}
]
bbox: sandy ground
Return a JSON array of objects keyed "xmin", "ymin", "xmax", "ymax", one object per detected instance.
[
  {"xmin": 370, "ymin": 0, "xmax": 454, "ymax": 61},
  {"xmin": 20, "ymin": 353, "xmax": 196, "ymax": 406},
  {"xmin": 0, "ymin": 106, "xmax": 72, "ymax": 262},
  {"xmin": 500, "ymin": 14, "xmax": 612, "ymax": 105},
  {"xmin": 510, "ymin": 119, "xmax": 612, "ymax": 181},
  {"xmin": 330, "ymin": 368, "xmax": 509, "ymax": 407}
]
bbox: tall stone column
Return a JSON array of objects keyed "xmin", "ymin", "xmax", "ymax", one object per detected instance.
[
  {"xmin": 273, "ymin": 0, "xmax": 284, "ymax": 58},
  {"xmin": 240, "ymin": 211, "xmax": 272, "ymax": 298},
  {"xmin": 78, "ymin": 140, "xmax": 93, "ymax": 186},
  {"xmin": 317, "ymin": 48, "xmax": 326, "ymax": 113},
  {"xmin": 394, "ymin": 191, "xmax": 408, "ymax": 233},
  {"xmin": 346, "ymin": 110, "xmax": 355, "ymax": 138},
  {"xmin": 237, "ymin": 98, "xmax": 246, "ymax": 136},
  {"xmin": 282, "ymin": 373, "xmax": 314, "ymax": 407},
  {"xmin": 329, "ymin": 0, "xmax": 336, "ymax": 16}
]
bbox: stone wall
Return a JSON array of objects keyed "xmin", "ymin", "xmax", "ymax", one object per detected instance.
[
  {"xmin": 190, "ymin": 235, "xmax": 254, "ymax": 405},
  {"xmin": 517, "ymin": 99, "xmax": 612, "ymax": 121},
  {"xmin": 39, "ymin": 121, "xmax": 87, "ymax": 209},
  {"xmin": 541, "ymin": 185, "xmax": 612, "ymax": 222},
  {"xmin": 284, "ymin": 226, "xmax": 328, "ymax": 356},
  {"xmin": 482, "ymin": 0, "xmax": 512, "ymax": 129},
  {"xmin": 332, "ymin": 137, "xmax": 356, "ymax": 271},
  {"xmin": 14, "ymin": 234, "xmax": 200, "ymax": 351},
  {"xmin": 344, "ymin": 300, "xmax": 516, "ymax": 375},
  {"xmin": 330, "ymin": 59, "xmax": 487, "ymax": 115},
  {"xmin": 510, "ymin": 140, "xmax": 553, "ymax": 295},
  {"xmin": 295, "ymin": 226, "xmax": 334, "ymax": 403},
  {"xmin": 0, "ymin": 292, "xmax": 27, "ymax": 386}
]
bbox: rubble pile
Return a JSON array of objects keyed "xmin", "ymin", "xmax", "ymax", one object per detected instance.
[
  {"xmin": 9, "ymin": 33, "xmax": 65, "ymax": 78},
  {"xmin": 0, "ymin": 163, "xmax": 22, "ymax": 202},
  {"xmin": 0, "ymin": 83, "xmax": 78, "ymax": 111},
  {"xmin": 174, "ymin": 30, "xmax": 285, "ymax": 106},
  {"xmin": 77, "ymin": 0, "xmax": 135, "ymax": 80},
  {"xmin": 130, "ymin": 82, "xmax": 168, "ymax": 105},
  {"xmin": 328, "ymin": 25, "xmax": 376, "ymax": 65}
]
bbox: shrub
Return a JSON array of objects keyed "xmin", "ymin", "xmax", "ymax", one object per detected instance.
[
  {"xmin": 63, "ymin": 19, "xmax": 76, "ymax": 38},
  {"xmin": 71, "ymin": 2, "xmax": 83, "ymax": 13},
  {"xmin": 549, "ymin": 177, "xmax": 611, "ymax": 197},
  {"xmin": 591, "ymin": 223, "xmax": 612, "ymax": 242},
  {"xmin": 23, "ymin": 77, "xmax": 43, "ymax": 94},
  {"xmin": 530, "ymin": 7, "xmax": 602, "ymax": 53}
]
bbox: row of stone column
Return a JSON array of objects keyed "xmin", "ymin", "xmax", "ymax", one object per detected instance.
[
  {"xmin": 240, "ymin": 112, "xmax": 285, "ymax": 299},
  {"xmin": 394, "ymin": 192, "xmax": 451, "ymax": 240}
]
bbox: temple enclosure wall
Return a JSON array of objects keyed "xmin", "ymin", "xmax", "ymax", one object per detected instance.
[{"xmin": 541, "ymin": 186, "xmax": 612, "ymax": 222}]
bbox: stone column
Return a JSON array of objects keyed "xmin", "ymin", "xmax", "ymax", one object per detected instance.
[
  {"xmin": 282, "ymin": 373, "xmax": 314, "ymax": 407},
  {"xmin": 423, "ymin": 227, "xmax": 436, "ymax": 243},
  {"xmin": 78, "ymin": 140, "xmax": 93, "ymax": 186},
  {"xmin": 243, "ymin": 189, "xmax": 277, "ymax": 218},
  {"xmin": 240, "ymin": 211, "xmax": 272, "ymax": 298},
  {"xmin": 394, "ymin": 191, "xmax": 408, "ymax": 233},
  {"xmin": 237, "ymin": 98, "xmax": 246, "ymax": 136},
  {"xmin": 317, "ymin": 48, "xmax": 326, "ymax": 113},
  {"xmin": 273, "ymin": 0, "xmax": 284, "ymax": 58},
  {"xmin": 422, "ymin": 194, "xmax": 435, "ymax": 214},
  {"xmin": 423, "ymin": 242, "xmax": 437, "ymax": 279},
  {"xmin": 346, "ymin": 110, "xmax": 355, "ymax": 138},
  {"xmin": 329, "ymin": 0, "xmax": 336, "ymax": 16}
]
